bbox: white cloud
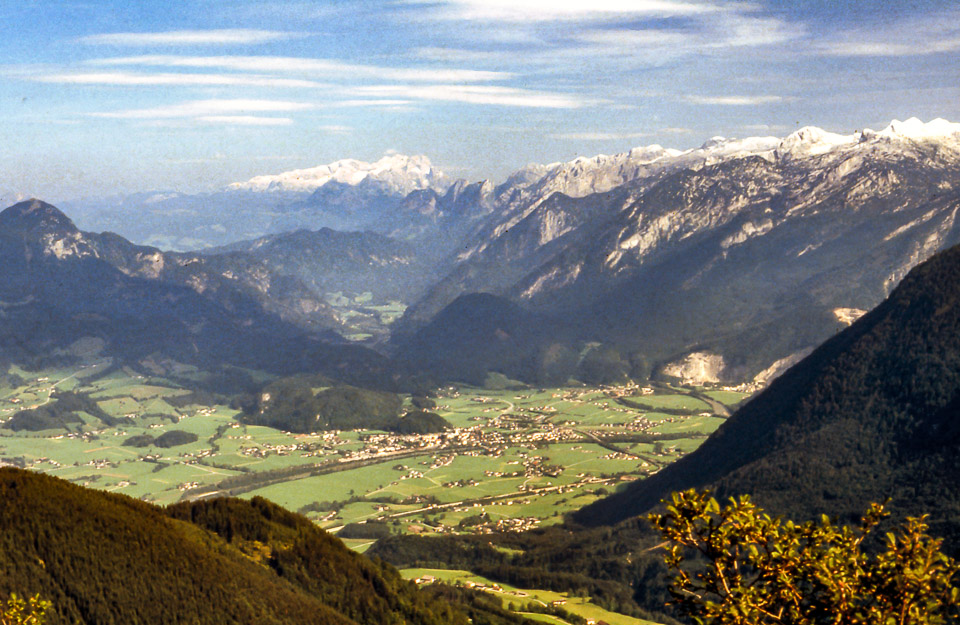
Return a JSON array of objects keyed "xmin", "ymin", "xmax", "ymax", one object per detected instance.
[
  {"xmin": 410, "ymin": 0, "xmax": 716, "ymax": 22},
  {"xmin": 684, "ymin": 95, "xmax": 783, "ymax": 106},
  {"xmin": 89, "ymin": 55, "xmax": 511, "ymax": 83},
  {"xmin": 741, "ymin": 123, "xmax": 789, "ymax": 132},
  {"xmin": 551, "ymin": 131, "xmax": 650, "ymax": 140},
  {"xmin": 334, "ymin": 99, "xmax": 414, "ymax": 107},
  {"xmin": 821, "ymin": 38, "xmax": 960, "ymax": 57},
  {"xmin": 817, "ymin": 9, "xmax": 960, "ymax": 57},
  {"xmin": 317, "ymin": 124, "xmax": 352, "ymax": 134},
  {"xmin": 78, "ymin": 29, "xmax": 306, "ymax": 46},
  {"xmin": 350, "ymin": 84, "xmax": 586, "ymax": 108},
  {"xmin": 92, "ymin": 98, "xmax": 313, "ymax": 119},
  {"xmin": 551, "ymin": 126, "xmax": 691, "ymax": 140},
  {"xmin": 197, "ymin": 116, "xmax": 293, "ymax": 126},
  {"xmin": 34, "ymin": 71, "xmax": 324, "ymax": 88}
]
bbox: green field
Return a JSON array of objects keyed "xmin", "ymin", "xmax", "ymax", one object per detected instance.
[
  {"xmin": 0, "ymin": 364, "xmax": 752, "ymax": 532},
  {"xmin": 399, "ymin": 568, "xmax": 660, "ymax": 625},
  {"xmin": 0, "ymin": 363, "xmax": 758, "ymax": 625}
]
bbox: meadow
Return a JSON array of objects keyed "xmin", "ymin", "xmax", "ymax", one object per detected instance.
[{"xmin": 0, "ymin": 363, "xmax": 747, "ymax": 530}]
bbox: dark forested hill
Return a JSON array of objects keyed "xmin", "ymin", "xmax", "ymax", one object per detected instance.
[
  {"xmin": 574, "ymin": 243, "xmax": 960, "ymax": 545},
  {"xmin": 0, "ymin": 468, "xmax": 468, "ymax": 625}
]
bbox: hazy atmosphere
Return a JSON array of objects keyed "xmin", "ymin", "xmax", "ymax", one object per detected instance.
[
  {"xmin": 3, "ymin": 0, "xmax": 958, "ymax": 201},
  {"xmin": 4, "ymin": 3, "xmax": 960, "ymax": 625}
]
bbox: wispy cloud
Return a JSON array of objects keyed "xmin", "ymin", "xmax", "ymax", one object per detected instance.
[
  {"xmin": 317, "ymin": 124, "xmax": 352, "ymax": 134},
  {"xmin": 197, "ymin": 115, "xmax": 293, "ymax": 126},
  {"xmin": 551, "ymin": 126, "xmax": 690, "ymax": 141},
  {"xmin": 408, "ymin": 9, "xmax": 803, "ymax": 74},
  {"xmin": 334, "ymin": 99, "xmax": 414, "ymax": 107},
  {"xmin": 350, "ymin": 84, "xmax": 587, "ymax": 108},
  {"xmin": 92, "ymin": 98, "xmax": 312, "ymax": 119},
  {"xmin": 408, "ymin": 0, "xmax": 716, "ymax": 22},
  {"xmin": 78, "ymin": 29, "xmax": 306, "ymax": 46},
  {"xmin": 683, "ymin": 94, "xmax": 783, "ymax": 106},
  {"xmin": 34, "ymin": 71, "xmax": 324, "ymax": 88},
  {"xmin": 817, "ymin": 9, "xmax": 960, "ymax": 57},
  {"xmin": 89, "ymin": 55, "xmax": 511, "ymax": 83},
  {"xmin": 551, "ymin": 131, "xmax": 650, "ymax": 141}
]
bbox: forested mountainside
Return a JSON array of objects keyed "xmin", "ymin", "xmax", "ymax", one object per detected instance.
[
  {"xmin": 0, "ymin": 468, "xmax": 469, "ymax": 625},
  {"xmin": 574, "ymin": 242, "xmax": 960, "ymax": 549}
]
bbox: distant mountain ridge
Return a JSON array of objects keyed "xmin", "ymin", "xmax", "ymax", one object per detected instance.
[
  {"xmin": 63, "ymin": 154, "xmax": 457, "ymax": 250},
  {"xmin": 228, "ymin": 153, "xmax": 447, "ymax": 194}
]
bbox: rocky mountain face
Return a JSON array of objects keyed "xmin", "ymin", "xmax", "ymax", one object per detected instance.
[
  {"xmin": 574, "ymin": 241, "xmax": 960, "ymax": 547},
  {"xmin": 0, "ymin": 199, "xmax": 390, "ymax": 384},
  {"xmin": 398, "ymin": 118, "xmax": 960, "ymax": 384}
]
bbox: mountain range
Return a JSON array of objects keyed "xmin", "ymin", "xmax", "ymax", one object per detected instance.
[
  {"xmin": 0, "ymin": 199, "xmax": 392, "ymax": 385},
  {"xmin": 14, "ymin": 117, "xmax": 960, "ymax": 389},
  {"xmin": 394, "ymin": 118, "xmax": 960, "ymax": 385}
]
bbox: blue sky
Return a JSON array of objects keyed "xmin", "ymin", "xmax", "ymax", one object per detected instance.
[{"xmin": 1, "ymin": 0, "xmax": 958, "ymax": 201}]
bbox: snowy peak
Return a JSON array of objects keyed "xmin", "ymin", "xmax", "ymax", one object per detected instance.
[
  {"xmin": 775, "ymin": 126, "xmax": 858, "ymax": 160},
  {"xmin": 862, "ymin": 117, "xmax": 960, "ymax": 142},
  {"xmin": 228, "ymin": 154, "xmax": 448, "ymax": 194},
  {"xmin": 497, "ymin": 117, "xmax": 960, "ymax": 202}
]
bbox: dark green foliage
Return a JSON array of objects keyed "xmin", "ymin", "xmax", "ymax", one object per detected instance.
[
  {"xmin": 0, "ymin": 468, "xmax": 468, "ymax": 625},
  {"xmin": 577, "ymin": 345, "xmax": 630, "ymax": 386},
  {"xmin": 164, "ymin": 389, "xmax": 227, "ymax": 408},
  {"xmin": 3, "ymin": 406, "xmax": 80, "ymax": 432},
  {"xmin": 121, "ymin": 434, "xmax": 155, "ymax": 448},
  {"xmin": 240, "ymin": 376, "xmax": 402, "ymax": 433},
  {"xmin": 410, "ymin": 396, "xmax": 436, "ymax": 410},
  {"xmin": 167, "ymin": 496, "xmax": 466, "ymax": 625},
  {"xmin": 394, "ymin": 293, "xmax": 574, "ymax": 386},
  {"xmin": 2, "ymin": 391, "xmax": 117, "ymax": 431},
  {"xmin": 392, "ymin": 411, "xmax": 450, "ymax": 435},
  {"xmin": 574, "ymin": 244, "xmax": 960, "ymax": 551},
  {"xmin": 338, "ymin": 521, "xmax": 393, "ymax": 540},
  {"xmin": 367, "ymin": 530, "xmax": 677, "ymax": 624},
  {"xmin": 0, "ymin": 468, "xmax": 352, "ymax": 624},
  {"xmin": 154, "ymin": 430, "xmax": 199, "ymax": 448},
  {"xmin": 121, "ymin": 431, "xmax": 198, "ymax": 448}
]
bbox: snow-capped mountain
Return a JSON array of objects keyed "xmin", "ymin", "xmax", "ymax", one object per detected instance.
[
  {"xmin": 227, "ymin": 153, "xmax": 448, "ymax": 195},
  {"xmin": 64, "ymin": 154, "xmax": 453, "ymax": 250},
  {"xmin": 397, "ymin": 118, "xmax": 960, "ymax": 386}
]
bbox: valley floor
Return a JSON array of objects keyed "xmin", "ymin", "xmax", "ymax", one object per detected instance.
[{"xmin": 0, "ymin": 361, "xmax": 751, "ymax": 624}]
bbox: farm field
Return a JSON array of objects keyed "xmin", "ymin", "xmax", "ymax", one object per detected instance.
[
  {"xmin": 399, "ymin": 568, "xmax": 660, "ymax": 625},
  {"xmin": 0, "ymin": 361, "xmax": 750, "ymax": 531}
]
